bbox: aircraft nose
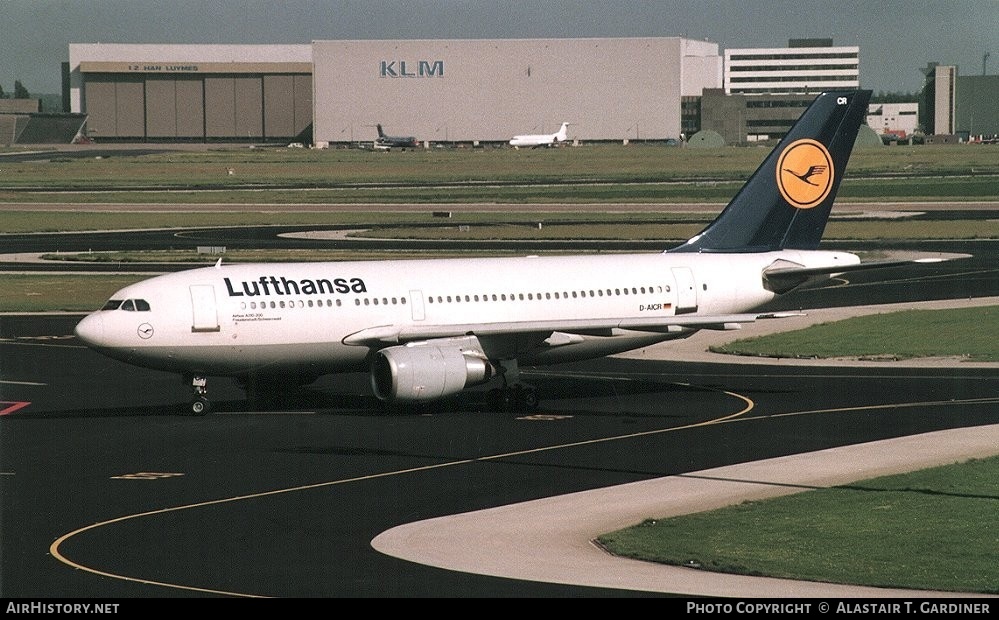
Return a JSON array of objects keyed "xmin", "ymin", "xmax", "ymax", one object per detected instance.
[{"xmin": 74, "ymin": 313, "xmax": 105, "ymax": 348}]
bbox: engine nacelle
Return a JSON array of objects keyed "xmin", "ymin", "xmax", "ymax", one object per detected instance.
[{"xmin": 370, "ymin": 338, "xmax": 494, "ymax": 402}]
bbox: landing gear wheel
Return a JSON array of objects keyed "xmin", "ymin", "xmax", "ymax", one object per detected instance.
[
  {"xmin": 486, "ymin": 385, "xmax": 539, "ymax": 413},
  {"xmin": 516, "ymin": 387, "xmax": 539, "ymax": 412},
  {"xmin": 190, "ymin": 396, "xmax": 211, "ymax": 416}
]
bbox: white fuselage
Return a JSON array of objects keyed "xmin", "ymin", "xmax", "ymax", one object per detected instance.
[
  {"xmin": 74, "ymin": 249, "xmax": 856, "ymax": 381},
  {"xmin": 509, "ymin": 123, "xmax": 569, "ymax": 148},
  {"xmin": 509, "ymin": 135, "xmax": 557, "ymax": 147}
]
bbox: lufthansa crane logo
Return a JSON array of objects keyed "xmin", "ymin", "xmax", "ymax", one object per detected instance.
[{"xmin": 776, "ymin": 139, "xmax": 834, "ymax": 209}]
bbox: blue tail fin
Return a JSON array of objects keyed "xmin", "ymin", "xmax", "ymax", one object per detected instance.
[{"xmin": 671, "ymin": 90, "xmax": 872, "ymax": 253}]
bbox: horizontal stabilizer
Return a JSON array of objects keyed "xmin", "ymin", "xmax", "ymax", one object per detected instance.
[{"xmin": 763, "ymin": 256, "xmax": 959, "ymax": 294}]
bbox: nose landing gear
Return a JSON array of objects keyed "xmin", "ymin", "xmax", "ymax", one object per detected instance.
[{"xmin": 186, "ymin": 375, "xmax": 211, "ymax": 416}]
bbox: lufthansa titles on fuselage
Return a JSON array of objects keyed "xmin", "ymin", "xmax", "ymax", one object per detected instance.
[{"xmin": 224, "ymin": 276, "xmax": 367, "ymax": 297}]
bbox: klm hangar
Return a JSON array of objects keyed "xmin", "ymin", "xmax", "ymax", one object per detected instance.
[
  {"xmin": 311, "ymin": 38, "xmax": 720, "ymax": 145},
  {"xmin": 67, "ymin": 38, "xmax": 720, "ymax": 144}
]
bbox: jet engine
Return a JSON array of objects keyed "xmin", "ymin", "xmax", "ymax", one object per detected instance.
[{"xmin": 370, "ymin": 338, "xmax": 495, "ymax": 402}]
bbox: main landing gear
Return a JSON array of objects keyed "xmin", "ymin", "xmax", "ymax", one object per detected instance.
[
  {"xmin": 485, "ymin": 358, "xmax": 539, "ymax": 413},
  {"xmin": 485, "ymin": 383, "xmax": 539, "ymax": 413},
  {"xmin": 186, "ymin": 375, "xmax": 211, "ymax": 416}
]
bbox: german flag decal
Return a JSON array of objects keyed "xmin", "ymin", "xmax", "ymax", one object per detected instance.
[{"xmin": 776, "ymin": 138, "xmax": 834, "ymax": 209}]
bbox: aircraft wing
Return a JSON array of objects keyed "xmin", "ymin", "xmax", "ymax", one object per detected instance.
[{"xmin": 341, "ymin": 312, "xmax": 801, "ymax": 346}]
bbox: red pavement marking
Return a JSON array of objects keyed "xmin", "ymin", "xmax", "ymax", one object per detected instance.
[{"xmin": 0, "ymin": 402, "xmax": 31, "ymax": 415}]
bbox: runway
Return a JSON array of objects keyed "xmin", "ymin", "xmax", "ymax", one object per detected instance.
[
  {"xmin": 1, "ymin": 213, "xmax": 998, "ymax": 598},
  {"xmin": 2, "ymin": 300, "xmax": 998, "ymax": 597}
]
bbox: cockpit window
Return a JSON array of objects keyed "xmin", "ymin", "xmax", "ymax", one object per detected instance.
[{"xmin": 101, "ymin": 298, "xmax": 150, "ymax": 312}]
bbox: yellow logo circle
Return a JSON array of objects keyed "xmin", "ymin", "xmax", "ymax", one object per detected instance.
[{"xmin": 776, "ymin": 139, "xmax": 834, "ymax": 209}]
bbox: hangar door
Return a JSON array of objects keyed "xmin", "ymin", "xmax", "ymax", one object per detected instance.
[
  {"xmin": 81, "ymin": 67, "xmax": 311, "ymax": 141},
  {"xmin": 83, "ymin": 75, "xmax": 145, "ymax": 139},
  {"xmin": 145, "ymin": 77, "xmax": 205, "ymax": 138},
  {"xmin": 205, "ymin": 76, "xmax": 263, "ymax": 139}
]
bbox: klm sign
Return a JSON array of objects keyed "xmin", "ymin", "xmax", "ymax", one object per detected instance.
[{"xmin": 379, "ymin": 60, "xmax": 444, "ymax": 78}]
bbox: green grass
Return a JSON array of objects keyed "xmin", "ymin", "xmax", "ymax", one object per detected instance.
[
  {"xmin": 1, "ymin": 143, "xmax": 996, "ymax": 204},
  {"xmin": 597, "ymin": 456, "xmax": 999, "ymax": 593},
  {"xmin": 712, "ymin": 306, "xmax": 999, "ymax": 362},
  {"xmin": 0, "ymin": 274, "xmax": 152, "ymax": 312}
]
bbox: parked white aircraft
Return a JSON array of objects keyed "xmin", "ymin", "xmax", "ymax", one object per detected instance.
[
  {"xmin": 509, "ymin": 122, "xmax": 570, "ymax": 148},
  {"xmin": 75, "ymin": 90, "xmax": 943, "ymax": 415}
]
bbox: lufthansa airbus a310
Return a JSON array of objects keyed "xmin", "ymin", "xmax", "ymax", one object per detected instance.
[{"xmin": 75, "ymin": 90, "xmax": 945, "ymax": 415}]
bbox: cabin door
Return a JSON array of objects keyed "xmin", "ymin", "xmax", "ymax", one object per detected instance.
[
  {"xmin": 671, "ymin": 267, "xmax": 698, "ymax": 314},
  {"xmin": 409, "ymin": 290, "xmax": 425, "ymax": 321},
  {"xmin": 190, "ymin": 285, "xmax": 221, "ymax": 333}
]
